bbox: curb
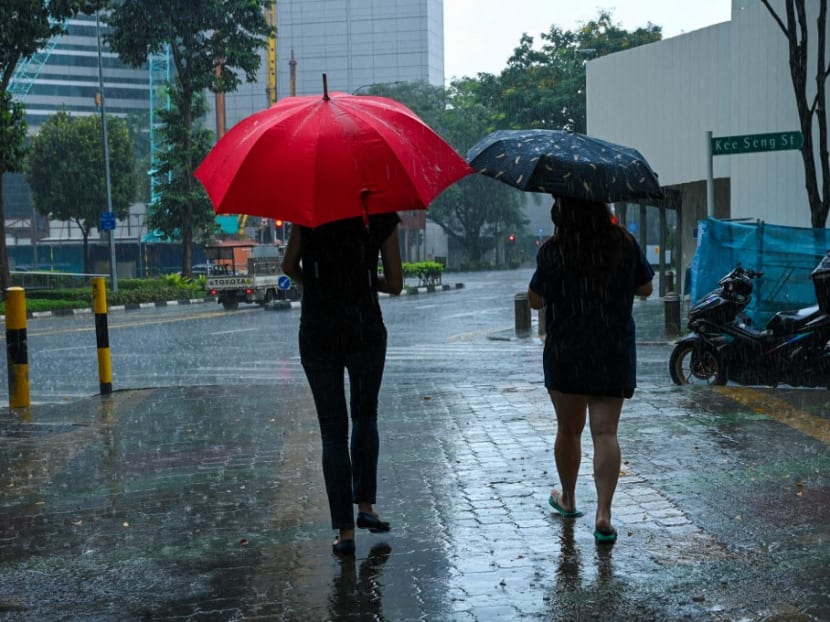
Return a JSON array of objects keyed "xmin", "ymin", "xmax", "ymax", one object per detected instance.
[
  {"xmin": 25, "ymin": 297, "xmax": 216, "ymax": 320},
  {"xmin": 9, "ymin": 282, "xmax": 467, "ymax": 320},
  {"xmin": 384, "ymin": 282, "xmax": 465, "ymax": 297},
  {"xmin": 264, "ymin": 282, "xmax": 466, "ymax": 311}
]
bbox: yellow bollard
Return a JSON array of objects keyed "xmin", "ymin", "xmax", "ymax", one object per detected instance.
[
  {"xmin": 93, "ymin": 277, "xmax": 113, "ymax": 395},
  {"xmin": 5, "ymin": 287, "xmax": 30, "ymax": 408}
]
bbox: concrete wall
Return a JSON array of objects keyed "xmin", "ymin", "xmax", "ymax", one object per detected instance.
[{"xmin": 586, "ymin": 23, "xmax": 731, "ymax": 189}]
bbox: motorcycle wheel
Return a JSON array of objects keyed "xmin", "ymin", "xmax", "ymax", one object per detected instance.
[{"xmin": 669, "ymin": 341, "xmax": 727, "ymax": 385}]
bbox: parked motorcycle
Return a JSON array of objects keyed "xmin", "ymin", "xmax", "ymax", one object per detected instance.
[{"xmin": 669, "ymin": 253, "xmax": 830, "ymax": 387}]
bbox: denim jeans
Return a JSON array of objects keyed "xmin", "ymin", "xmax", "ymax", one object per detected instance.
[{"xmin": 300, "ymin": 331, "xmax": 387, "ymax": 530}]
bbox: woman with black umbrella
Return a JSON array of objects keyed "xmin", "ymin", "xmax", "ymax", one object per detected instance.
[{"xmin": 527, "ymin": 196, "xmax": 654, "ymax": 543}]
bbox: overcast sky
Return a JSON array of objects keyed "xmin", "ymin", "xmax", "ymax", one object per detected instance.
[{"xmin": 444, "ymin": 0, "xmax": 733, "ymax": 81}]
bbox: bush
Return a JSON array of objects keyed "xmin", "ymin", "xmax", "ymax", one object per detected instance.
[
  {"xmin": 402, "ymin": 261, "xmax": 444, "ymax": 287},
  {"xmin": 0, "ymin": 276, "xmax": 207, "ymax": 315}
]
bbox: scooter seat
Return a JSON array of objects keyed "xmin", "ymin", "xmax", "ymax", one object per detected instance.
[{"xmin": 767, "ymin": 305, "xmax": 821, "ymax": 336}]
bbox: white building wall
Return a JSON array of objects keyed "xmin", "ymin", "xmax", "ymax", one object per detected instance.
[
  {"xmin": 728, "ymin": 0, "xmax": 808, "ymax": 227},
  {"xmin": 586, "ymin": 23, "xmax": 731, "ymax": 187},
  {"xmin": 586, "ymin": 0, "xmax": 828, "ymax": 231}
]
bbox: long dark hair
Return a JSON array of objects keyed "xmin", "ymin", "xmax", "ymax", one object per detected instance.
[{"xmin": 549, "ymin": 196, "xmax": 632, "ymax": 286}]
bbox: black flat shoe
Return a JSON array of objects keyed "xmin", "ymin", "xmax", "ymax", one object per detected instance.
[
  {"xmin": 332, "ymin": 537, "xmax": 355, "ymax": 556},
  {"xmin": 356, "ymin": 512, "xmax": 391, "ymax": 533}
]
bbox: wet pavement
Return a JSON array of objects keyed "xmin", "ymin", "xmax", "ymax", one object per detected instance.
[{"xmin": 1, "ymin": 292, "xmax": 829, "ymax": 621}]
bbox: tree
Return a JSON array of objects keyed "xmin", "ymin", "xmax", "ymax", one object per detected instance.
[
  {"xmin": 0, "ymin": 0, "xmax": 106, "ymax": 294},
  {"xmin": 363, "ymin": 80, "xmax": 526, "ymax": 267},
  {"xmin": 762, "ymin": 0, "xmax": 830, "ymax": 227},
  {"xmin": 106, "ymin": 0, "xmax": 272, "ymax": 275},
  {"xmin": 475, "ymin": 11, "xmax": 661, "ymax": 133},
  {"xmin": 25, "ymin": 111, "xmax": 137, "ymax": 273},
  {"xmin": 148, "ymin": 88, "xmax": 217, "ymax": 247}
]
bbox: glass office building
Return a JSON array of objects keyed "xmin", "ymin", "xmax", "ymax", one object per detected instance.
[
  {"xmin": 213, "ymin": 0, "xmax": 445, "ymax": 131},
  {"xmin": 5, "ymin": 13, "xmax": 152, "ymax": 244}
]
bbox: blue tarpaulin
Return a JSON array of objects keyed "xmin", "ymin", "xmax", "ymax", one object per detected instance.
[{"xmin": 691, "ymin": 218, "xmax": 830, "ymax": 325}]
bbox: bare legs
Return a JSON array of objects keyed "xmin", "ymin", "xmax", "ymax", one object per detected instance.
[
  {"xmin": 550, "ymin": 390, "xmax": 623, "ymax": 533},
  {"xmin": 551, "ymin": 392, "xmax": 586, "ymax": 514},
  {"xmin": 588, "ymin": 398, "xmax": 622, "ymax": 534}
]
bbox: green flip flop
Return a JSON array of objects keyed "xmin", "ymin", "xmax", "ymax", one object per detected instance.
[
  {"xmin": 548, "ymin": 491, "xmax": 584, "ymax": 518},
  {"xmin": 593, "ymin": 527, "xmax": 618, "ymax": 543}
]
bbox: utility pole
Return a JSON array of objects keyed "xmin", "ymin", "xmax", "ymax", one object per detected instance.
[{"xmin": 96, "ymin": 12, "xmax": 118, "ymax": 292}]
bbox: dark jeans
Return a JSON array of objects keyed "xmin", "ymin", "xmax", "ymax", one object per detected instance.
[{"xmin": 300, "ymin": 331, "xmax": 387, "ymax": 530}]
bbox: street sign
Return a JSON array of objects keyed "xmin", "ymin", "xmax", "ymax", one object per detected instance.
[
  {"xmin": 277, "ymin": 275, "xmax": 292, "ymax": 291},
  {"xmin": 99, "ymin": 211, "xmax": 116, "ymax": 231},
  {"xmin": 712, "ymin": 131, "xmax": 803, "ymax": 156}
]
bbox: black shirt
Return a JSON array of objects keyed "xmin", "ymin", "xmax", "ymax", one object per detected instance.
[{"xmin": 298, "ymin": 212, "xmax": 400, "ymax": 353}]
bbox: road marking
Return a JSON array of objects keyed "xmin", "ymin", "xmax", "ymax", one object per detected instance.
[
  {"xmin": 25, "ymin": 310, "xmax": 244, "ymax": 337},
  {"xmin": 715, "ymin": 386, "xmax": 830, "ymax": 444},
  {"xmin": 448, "ymin": 324, "xmax": 516, "ymax": 342},
  {"xmin": 209, "ymin": 327, "xmax": 259, "ymax": 335},
  {"xmin": 40, "ymin": 345, "xmax": 96, "ymax": 353}
]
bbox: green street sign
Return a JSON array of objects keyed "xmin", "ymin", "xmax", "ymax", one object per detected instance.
[{"xmin": 712, "ymin": 131, "xmax": 803, "ymax": 156}]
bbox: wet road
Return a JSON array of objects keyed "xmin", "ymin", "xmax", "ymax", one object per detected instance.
[
  {"xmin": 0, "ymin": 269, "xmax": 828, "ymax": 620},
  {"xmin": 4, "ymin": 269, "xmax": 672, "ymax": 403}
]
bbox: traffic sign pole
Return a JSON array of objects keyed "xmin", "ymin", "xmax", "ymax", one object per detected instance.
[{"xmin": 706, "ymin": 130, "xmax": 714, "ymax": 218}]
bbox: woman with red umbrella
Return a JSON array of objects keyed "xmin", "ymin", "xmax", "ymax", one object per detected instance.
[
  {"xmin": 282, "ymin": 212, "xmax": 403, "ymax": 556},
  {"xmin": 197, "ymin": 77, "xmax": 471, "ymax": 556}
]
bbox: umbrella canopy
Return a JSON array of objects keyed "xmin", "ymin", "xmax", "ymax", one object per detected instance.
[
  {"xmin": 466, "ymin": 129, "xmax": 663, "ymax": 202},
  {"xmin": 195, "ymin": 84, "xmax": 472, "ymax": 228}
]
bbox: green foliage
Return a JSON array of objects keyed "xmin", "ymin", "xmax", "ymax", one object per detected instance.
[
  {"xmin": 105, "ymin": 0, "xmax": 272, "ymax": 95},
  {"xmin": 0, "ymin": 93, "xmax": 27, "ymax": 175},
  {"xmin": 25, "ymin": 111, "xmax": 138, "ymax": 272},
  {"xmin": 0, "ymin": 0, "xmax": 108, "ymax": 294},
  {"xmin": 146, "ymin": 89, "xmax": 217, "ymax": 246},
  {"xmin": 0, "ymin": 1, "xmax": 107, "ymax": 77},
  {"xmin": 0, "ymin": 277, "xmax": 207, "ymax": 314},
  {"xmin": 402, "ymin": 261, "xmax": 444, "ymax": 287},
  {"xmin": 26, "ymin": 111, "xmax": 137, "ymax": 225},
  {"xmin": 106, "ymin": 0, "xmax": 273, "ymax": 276},
  {"xmin": 474, "ymin": 10, "xmax": 661, "ymax": 133},
  {"xmin": 362, "ymin": 81, "xmax": 526, "ymax": 265}
]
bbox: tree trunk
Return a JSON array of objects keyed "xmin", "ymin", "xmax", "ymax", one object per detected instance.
[
  {"xmin": 764, "ymin": 0, "xmax": 830, "ymax": 228},
  {"xmin": 182, "ymin": 89, "xmax": 194, "ymax": 276},
  {"xmin": 815, "ymin": 0, "xmax": 830, "ymax": 226},
  {"xmin": 0, "ymin": 177, "xmax": 10, "ymax": 296},
  {"xmin": 82, "ymin": 229, "xmax": 91, "ymax": 274}
]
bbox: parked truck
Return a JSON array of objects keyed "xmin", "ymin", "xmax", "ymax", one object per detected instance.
[{"xmin": 204, "ymin": 241, "xmax": 299, "ymax": 310}]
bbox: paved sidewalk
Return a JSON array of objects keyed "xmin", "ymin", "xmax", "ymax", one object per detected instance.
[{"xmin": 1, "ymin": 294, "xmax": 829, "ymax": 621}]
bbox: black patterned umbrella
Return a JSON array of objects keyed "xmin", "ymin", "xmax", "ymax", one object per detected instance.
[{"xmin": 466, "ymin": 129, "xmax": 663, "ymax": 202}]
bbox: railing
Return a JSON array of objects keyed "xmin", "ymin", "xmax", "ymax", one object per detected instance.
[{"xmin": 10, "ymin": 271, "xmax": 109, "ymax": 291}]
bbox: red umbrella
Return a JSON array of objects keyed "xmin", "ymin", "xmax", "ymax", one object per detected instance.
[{"xmin": 194, "ymin": 77, "xmax": 472, "ymax": 228}]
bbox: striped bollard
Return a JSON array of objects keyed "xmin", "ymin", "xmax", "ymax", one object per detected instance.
[
  {"xmin": 93, "ymin": 277, "xmax": 113, "ymax": 395},
  {"xmin": 6, "ymin": 287, "xmax": 30, "ymax": 408}
]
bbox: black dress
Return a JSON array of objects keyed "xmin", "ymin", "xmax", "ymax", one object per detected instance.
[{"xmin": 529, "ymin": 236, "xmax": 653, "ymax": 398}]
